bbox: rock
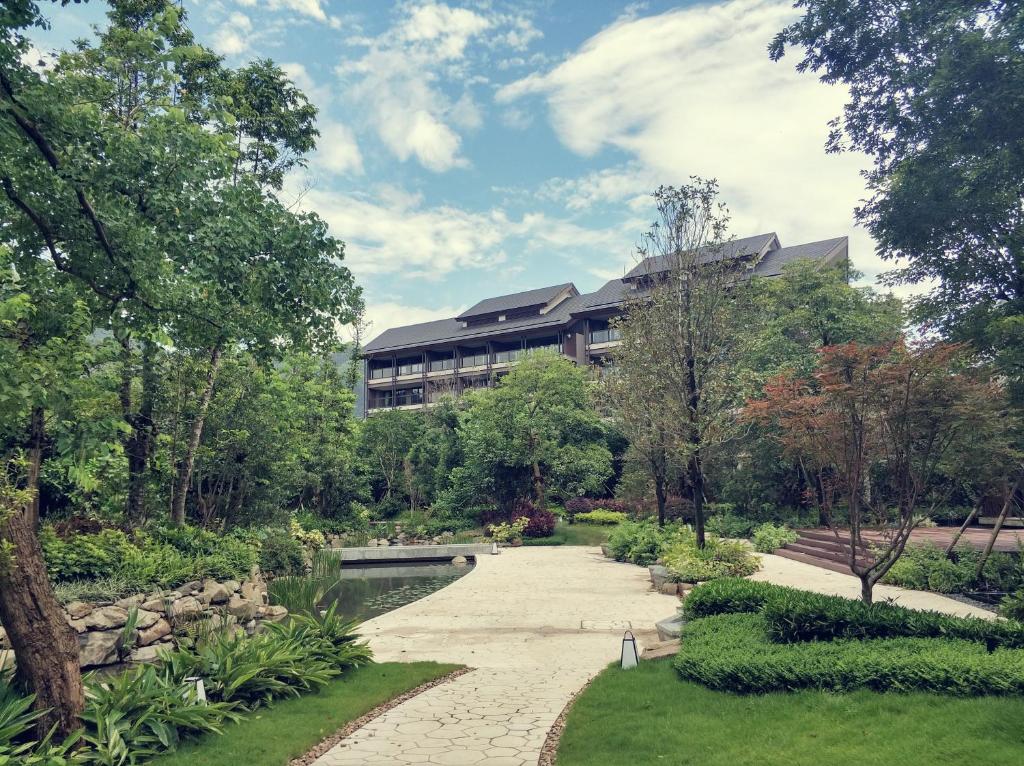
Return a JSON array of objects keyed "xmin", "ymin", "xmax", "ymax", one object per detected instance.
[
  {"xmin": 260, "ymin": 605, "xmax": 288, "ymax": 622},
  {"xmin": 79, "ymin": 631, "xmax": 122, "ymax": 668},
  {"xmin": 656, "ymin": 614, "xmax": 684, "ymax": 642},
  {"xmin": 65, "ymin": 601, "xmax": 94, "ymax": 620},
  {"xmin": 69, "ymin": 618, "xmax": 88, "ymax": 634},
  {"xmin": 223, "ymin": 580, "xmax": 241, "ymax": 594},
  {"xmin": 0, "ymin": 650, "xmax": 14, "ymax": 673},
  {"xmin": 168, "ymin": 596, "xmax": 203, "ymax": 622},
  {"xmin": 84, "ymin": 606, "xmax": 129, "ymax": 630},
  {"xmin": 198, "ymin": 581, "xmax": 232, "ymax": 605},
  {"xmin": 177, "ymin": 581, "xmax": 203, "ymax": 596},
  {"xmin": 240, "ymin": 581, "xmax": 267, "ymax": 606},
  {"xmin": 129, "ymin": 645, "xmax": 164, "ymax": 664},
  {"xmin": 600, "ymin": 545, "xmax": 612, "ymax": 558},
  {"xmin": 137, "ymin": 618, "xmax": 172, "ymax": 646},
  {"xmin": 226, "ymin": 595, "xmax": 259, "ymax": 622},
  {"xmin": 206, "ymin": 613, "xmax": 237, "ymax": 631},
  {"xmin": 648, "ymin": 565, "xmax": 669, "ymax": 590},
  {"xmin": 451, "ymin": 555, "xmax": 468, "ymax": 566},
  {"xmin": 366, "ymin": 538, "xmax": 378, "ymax": 547},
  {"xmin": 115, "ymin": 595, "xmax": 145, "ymax": 611},
  {"xmin": 660, "ymin": 582, "xmax": 680, "ymax": 596},
  {"xmin": 134, "ymin": 610, "xmax": 161, "ymax": 630},
  {"xmin": 140, "ymin": 598, "xmax": 168, "ymax": 613},
  {"xmin": 0, "ymin": 626, "xmax": 8, "ymax": 649},
  {"xmin": 378, "ymin": 538, "xmax": 390, "ymax": 546}
]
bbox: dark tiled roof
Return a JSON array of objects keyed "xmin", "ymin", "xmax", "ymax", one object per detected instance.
[
  {"xmin": 623, "ymin": 232, "xmax": 778, "ymax": 281},
  {"xmin": 364, "ymin": 232, "xmax": 848, "ymax": 355},
  {"xmin": 456, "ymin": 282, "xmax": 576, "ymax": 320},
  {"xmin": 751, "ymin": 237, "xmax": 848, "ymax": 277}
]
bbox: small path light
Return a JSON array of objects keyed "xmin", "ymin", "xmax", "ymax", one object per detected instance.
[
  {"xmin": 184, "ymin": 676, "xmax": 207, "ymax": 703},
  {"xmin": 621, "ymin": 630, "xmax": 639, "ymax": 669},
  {"xmin": 491, "ymin": 542, "xmax": 499, "ymax": 555}
]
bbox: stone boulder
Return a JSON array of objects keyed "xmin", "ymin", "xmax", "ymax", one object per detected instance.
[
  {"xmin": 84, "ymin": 606, "xmax": 129, "ymax": 630},
  {"xmin": 129, "ymin": 645, "xmax": 165, "ymax": 664},
  {"xmin": 134, "ymin": 609, "xmax": 161, "ymax": 630},
  {"xmin": 240, "ymin": 581, "xmax": 267, "ymax": 605},
  {"xmin": 451, "ymin": 555, "xmax": 468, "ymax": 566},
  {"xmin": 140, "ymin": 597, "xmax": 169, "ymax": 613},
  {"xmin": 648, "ymin": 565, "xmax": 670, "ymax": 590},
  {"xmin": 0, "ymin": 626, "xmax": 8, "ymax": 649},
  {"xmin": 260, "ymin": 605, "xmax": 288, "ymax": 622},
  {"xmin": 79, "ymin": 630, "xmax": 122, "ymax": 668},
  {"xmin": 137, "ymin": 618, "xmax": 172, "ymax": 646},
  {"xmin": 198, "ymin": 580, "xmax": 232, "ymax": 605},
  {"xmin": 226, "ymin": 595, "xmax": 259, "ymax": 622},
  {"xmin": 65, "ymin": 601, "xmax": 94, "ymax": 620},
  {"xmin": 177, "ymin": 581, "xmax": 203, "ymax": 596},
  {"xmin": 168, "ymin": 596, "xmax": 203, "ymax": 622},
  {"xmin": 223, "ymin": 580, "xmax": 241, "ymax": 594},
  {"xmin": 115, "ymin": 595, "xmax": 145, "ymax": 611}
]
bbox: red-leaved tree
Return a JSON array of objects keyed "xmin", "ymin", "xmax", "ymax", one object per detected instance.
[{"xmin": 745, "ymin": 339, "xmax": 1009, "ymax": 603}]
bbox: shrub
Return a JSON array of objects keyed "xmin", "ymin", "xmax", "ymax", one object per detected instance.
[
  {"xmin": 681, "ymin": 577, "xmax": 787, "ymax": 619},
  {"xmin": 1002, "ymin": 589, "xmax": 1024, "ymax": 621},
  {"xmin": 564, "ymin": 497, "xmax": 590, "ymax": 523},
  {"xmin": 881, "ymin": 542, "xmax": 1023, "ymax": 595},
  {"xmin": 590, "ymin": 499, "xmax": 633, "ymax": 515},
  {"xmin": 258, "ymin": 529, "xmax": 306, "ymax": 577},
  {"xmin": 574, "ymin": 510, "xmax": 628, "ymax": 525},
  {"xmin": 510, "ymin": 500, "xmax": 556, "ymax": 538},
  {"xmin": 674, "ymin": 612, "xmax": 1024, "ymax": 695},
  {"xmin": 487, "ymin": 517, "xmax": 529, "ymax": 543},
  {"xmin": 606, "ymin": 521, "xmax": 673, "ymax": 566},
  {"xmin": 751, "ymin": 522, "xmax": 798, "ymax": 553},
  {"xmin": 704, "ymin": 513, "xmax": 755, "ymax": 539},
  {"xmin": 41, "ymin": 527, "xmax": 136, "ymax": 581},
  {"xmin": 660, "ymin": 528, "xmax": 760, "ymax": 583}
]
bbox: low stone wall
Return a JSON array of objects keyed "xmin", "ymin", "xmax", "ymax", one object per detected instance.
[{"xmin": 0, "ymin": 576, "xmax": 288, "ymax": 670}]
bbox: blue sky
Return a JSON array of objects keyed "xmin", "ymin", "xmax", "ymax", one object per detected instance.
[{"xmin": 31, "ymin": 0, "xmax": 892, "ymax": 340}]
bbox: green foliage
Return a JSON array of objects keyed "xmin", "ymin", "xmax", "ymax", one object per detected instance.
[
  {"xmin": 681, "ymin": 577, "xmax": 784, "ymax": 620},
  {"xmin": 882, "ymin": 542, "xmax": 1024, "ymax": 594},
  {"xmin": 255, "ymin": 529, "xmax": 305, "ymax": 577},
  {"xmin": 573, "ymin": 510, "xmax": 627, "ymax": 525},
  {"xmin": 0, "ymin": 672, "xmax": 84, "ymax": 765},
  {"xmin": 704, "ymin": 513, "xmax": 755, "ymax": 538},
  {"xmin": 487, "ymin": 517, "xmax": 528, "ymax": 544},
  {"xmin": 751, "ymin": 523, "xmax": 798, "ymax": 553},
  {"xmin": 660, "ymin": 528, "xmax": 760, "ymax": 583},
  {"xmin": 675, "ymin": 612, "xmax": 1024, "ymax": 695},
  {"xmin": 1001, "ymin": 589, "xmax": 1024, "ymax": 622},
  {"xmin": 605, "ymin": 520, "xmax": 678, "ymax": 566}
]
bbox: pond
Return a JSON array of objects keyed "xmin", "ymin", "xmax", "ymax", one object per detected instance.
[{"xmin": 322, "ymin": 560, "xmax": 475, "ymax": 621}]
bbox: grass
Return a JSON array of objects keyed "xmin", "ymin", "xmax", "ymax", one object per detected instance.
[
  {"xmin": 150, "ymin": 662, "xmax": 459, "ymax": 766},
  {"xmin": 556, "ymin": 660, "xmax": 1024, "ymax": 766},
  {"xmin": 522, "ymin": 520, "xmax": 615, "ymax": 547}
]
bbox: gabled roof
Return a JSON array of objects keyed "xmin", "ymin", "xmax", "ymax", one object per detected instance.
[
  {"xmin": 623, "ymin": 232, "xmax": 778, "ymax": 281},
  {"xmin": 456, "ymin": 283, "xmax": 577, "ymax": 321},
  {"xmin": 751, "ymin": 237, "xmax": 848, "ymax": 277}
]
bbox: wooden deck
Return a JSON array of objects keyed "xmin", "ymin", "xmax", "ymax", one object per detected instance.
[{"xmin": 856, "ymin": 526, "xmax": 1024, "ymax": 553}]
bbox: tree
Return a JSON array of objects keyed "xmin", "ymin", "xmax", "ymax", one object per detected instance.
[
  {"xmin": 358, "ymin": 410, "xmax": 424, "ymax": 511},
  {"xmin": 770, "ymin": 1, "xmax": 1024, "ymax": 393},
  {"xmin": 457, "ymin": 353, "xmax": 612, "ymax": 512},
  {"xmin": 613, "ymin": 181, "xmax": 748, "ymax": 546},
  {"xmin": 746, "ymin": 340, "xmax": 1011, "ymax": 603}
]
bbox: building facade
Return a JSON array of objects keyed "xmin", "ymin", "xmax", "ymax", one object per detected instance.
[{"xmin": 361, "ymin": 232, "xmax": 848, "ymax": 415}]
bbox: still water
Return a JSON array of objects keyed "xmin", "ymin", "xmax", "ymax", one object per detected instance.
[{"xmin": 322, "ymin": 560, "xmax": 474, "ymax": 621}]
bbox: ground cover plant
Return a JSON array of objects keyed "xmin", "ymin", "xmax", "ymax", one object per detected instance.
[
  {"xmin": 521, "ymin": 520, "xmax": 614, "ymax": 547},
  {"xmin": 573, "ymin": 510, "xmax": 627, "ymax": 525},
  {"xmin": 555, "ymin": 660, "xmax": 1024, "ymax": 766},
  {"xmin": 882, "ymin": 542, "xmax": 1024, "ymax": 596},
  {"xmin": 751, "ymin": 523, "xmax": 798, "ymax": 553}
]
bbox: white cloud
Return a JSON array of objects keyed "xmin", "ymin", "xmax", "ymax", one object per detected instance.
[
  {"xmin": 316, "ymin": 119, "xmax": 364, "ymax": 175},
  {"xmin": 212, "ymin": 12, "xmax": 253, "ymax": 56},
  {"xmin": 498, "ymin": 0, "xmax": 893, "ymax": 286},
  {"xmin": 338, "ymin": 3, "xmax": 541, "ymax": 172}
]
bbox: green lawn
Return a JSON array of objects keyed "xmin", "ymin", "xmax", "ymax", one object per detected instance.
[
  {"xmin": 151, "ymin": 662, "xmax": 459, "ymax": 766},
  {"xmin": 523, "ymin": 520, "xmax": 614, "ymax": 546},
  {"xmin": 556, "ymin": 660, "xmax": 1024, "ymax": 766}
]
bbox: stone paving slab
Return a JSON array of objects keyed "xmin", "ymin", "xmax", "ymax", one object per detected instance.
[{"xmin": 312, "ymin": 547, "xmax": 678, "ymax": 765}]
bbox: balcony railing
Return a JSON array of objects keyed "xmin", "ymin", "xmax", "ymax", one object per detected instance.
[
  {"xmin": 395, "ymin": 390, "xmax": 424, "ymax": 406},
  {"xmin": 589, "ymin": 328, "xmax": 621, "ymax": 344},
  {"xmin": 397, "ymin": 362, "xmax": 424, "ymax": 376},
  {"xmin": 369, "ymin": 367, "xmax": 394, "ymax": 379},
  {"xmin": 493, "ymin": 349, "xmax": 524, "ymax": 364},
  {"xmin": 461, "ymin": 353, "xmax": 488, "ymax": 367},
  {"xmin": 526, "ymin": 343, "xmax": 561, "ymax": 354},
  {"xmin": 428, "ymin": 358, "xmax": 455, "ymax": 372}
]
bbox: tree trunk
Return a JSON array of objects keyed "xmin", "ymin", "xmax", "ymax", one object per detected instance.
[
  {"xmin": 689, "ymin": 453, "xmax": 706, "ymax": 548},
  {"xmin": 859, "ymin": 574, "xmax": 874, "ymax": 604},
  {"xmin": 944, "ymin": 497, "xmax": 983, "ymax": 557},
  {"xmin": 24, "ymin": 406, "xmax": 43, "ymax": 529},
  {"xmin": 171, "ymin": 344, "xmax": 223, "ymax": 526},
  {"xmin": 654, "ymin": 472, "xmax": 667, "ymax": 528},
  {"xmin": 123, "ymin": 341, "xmax": 158, "ymax": 523},
  {"xmin": 975, "ymin": 477, "xmax": 1022, "ymax": 580},
  {"xmin": 532, "ymin": 459, "xmax": 546, "ymax": 511},
  {"xmin": 0, "ymin": 493, "xmax": 83, "ymax": 738}
]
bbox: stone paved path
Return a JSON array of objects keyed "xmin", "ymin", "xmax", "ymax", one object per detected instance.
[{"xmin": 313, "ymin": 546, "xmax": 679, "ymax": 766}]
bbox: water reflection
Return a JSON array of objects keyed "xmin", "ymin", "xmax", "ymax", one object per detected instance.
[{"xmin": 322, "ymin": 560, "xmax": 474, "ymax": 621}]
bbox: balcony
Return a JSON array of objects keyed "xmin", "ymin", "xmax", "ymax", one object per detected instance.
[{"xmin": 589, "ymin": 328, "xmax": 621, "ymax": 344}]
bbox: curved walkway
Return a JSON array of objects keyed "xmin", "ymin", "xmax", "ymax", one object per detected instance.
[{"xmin": 313, "ymin": 546, "xmax": 679, "ymax": 765}]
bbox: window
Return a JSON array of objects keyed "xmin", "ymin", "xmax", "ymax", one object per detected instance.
[
  {"xmin": 428, "ymin": 357, "xmax": 454, "ymax": 372},
  {"xmin": 396, "ymin": 357, "xmax": 424, "ymax": 376},
  {"xmin": 493, "ymin": 348, "xmax": 523, "ymax": 364},
  {"xmin": 395, "ymin": 387, "xmax": 424, "ymax": 406},
  {"xmin": 461, "ymin": 352, "xmax": 488, "ymax": 367},
  {"xmin": 589, "ymin": 327, "xmax": 621, "ymax": 344},
  {"xmin": 369, "ymin": 365, "xmax": 394, "ymax": 379}
]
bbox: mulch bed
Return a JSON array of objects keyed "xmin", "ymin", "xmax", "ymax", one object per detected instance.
[
  {"xmin": 538, "ymin": 678, "xmax": 593, "ymax": 766},
  {"xmin": 288, "ymin": 666, "xmax": 473, "ymax": 766}
]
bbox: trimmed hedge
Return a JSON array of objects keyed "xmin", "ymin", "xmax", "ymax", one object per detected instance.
[
  {"xmin": 674, "ymin": 613, "xmax": 1024, "ymax": 696},
  {"xmin": 682, "ymin": 577, "xmax": 1024, "ymax": 650}
]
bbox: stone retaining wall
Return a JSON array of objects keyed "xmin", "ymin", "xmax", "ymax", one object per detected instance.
[{"xmin": 0, "ymin": 576, "xmax": 288, "ymax": 669}]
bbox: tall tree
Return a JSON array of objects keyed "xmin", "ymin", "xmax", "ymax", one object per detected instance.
[
  {"xmin": 770, "ymin": 1, "xmax": 1024, "ymax": 394},
  {"xmin": 746, "ymin": 340, "xmax": 1011, "ymax": 603},
  {"xmin": 613, "ymin": 181, "xmax": 748, "ymax": 546}
]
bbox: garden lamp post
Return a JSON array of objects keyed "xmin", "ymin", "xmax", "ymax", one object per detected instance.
[{"xmin": 621, "ymin": 630, "xmax": 639, "ymax": 669}]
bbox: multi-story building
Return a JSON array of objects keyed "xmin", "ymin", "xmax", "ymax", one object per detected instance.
[{"xmin": 361, "ymin": 232, "xmax": 848, "ymax": 414}]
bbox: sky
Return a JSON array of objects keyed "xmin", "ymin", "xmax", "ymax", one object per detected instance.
[{"xmin": 30, "ymin": 0, "xmax": 900, "ymax": 342}]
